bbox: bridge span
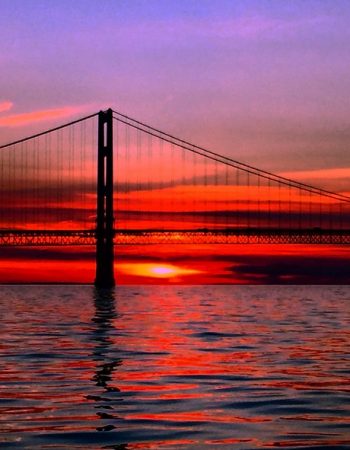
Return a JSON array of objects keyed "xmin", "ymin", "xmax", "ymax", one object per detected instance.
[{"xmin": 1, "ymin": 108, "xmax": 349, "ymax": 285}]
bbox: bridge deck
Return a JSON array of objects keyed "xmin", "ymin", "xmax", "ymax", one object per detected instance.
[{"xmin": 0, "ymin": 229, "xmax": 349, "ymax": 246}]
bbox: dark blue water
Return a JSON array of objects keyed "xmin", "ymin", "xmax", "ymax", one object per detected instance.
[{"xmin": 0, "ymin": 285, "xmax": 349, "ymax": 449}]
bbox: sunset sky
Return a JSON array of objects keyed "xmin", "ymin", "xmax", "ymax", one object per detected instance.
[{"xmin": 0, "ymin": 0, "xmax": 349, "ymax": 283}]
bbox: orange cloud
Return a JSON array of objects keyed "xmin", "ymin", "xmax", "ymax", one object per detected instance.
[
  {"xmin": 0, "ymin": 105, "xmax": 85, "ymax": 127},
  {"xmin": 116, "ymin": 185, "xmax": 343, "ymax": 212},
  {"xmin": 279, "ymin": 168, "xmax": 350, "ymax": 180},
  {"xmin": 0, "ymin": 101, "xmax": 13, "ymax": 113}
]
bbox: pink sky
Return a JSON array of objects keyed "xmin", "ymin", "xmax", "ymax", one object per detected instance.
[{"xmin": 0, "ymin": 0, "xmax": 349, "ymax": 180}]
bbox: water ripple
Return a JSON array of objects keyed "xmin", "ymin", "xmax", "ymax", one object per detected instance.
[{"xmin": 0, "ymin": 285, "xmax": 349, "ymax": 449}]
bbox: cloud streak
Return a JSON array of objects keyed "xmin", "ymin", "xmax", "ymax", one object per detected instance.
[
  {"xmin": 279, "ymin": 168, "xmax": 350, "ymax": 180},
  {"xmin": 0, "ymin": 105, "xmax": 86, "ymax": 127},
  {"xmin": 0, "ymin": 101, "xmax": 13, "ymax": 113}
]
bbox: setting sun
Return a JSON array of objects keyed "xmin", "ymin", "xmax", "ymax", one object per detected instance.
[{"xmin": 118, "ymin": 263, "xmax": 201, "ymax": 279}]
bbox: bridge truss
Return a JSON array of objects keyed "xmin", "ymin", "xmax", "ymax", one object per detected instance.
[{"xmin": 1, "ymin": 228, "xmax": 349, "ymax": 246}]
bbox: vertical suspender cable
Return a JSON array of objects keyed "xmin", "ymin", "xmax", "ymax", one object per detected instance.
[
  {"xmin": 247, "ymin": 171, "xmax": 250, "ymax": 229},
  {"xmin": 225, "ymin": 164, "xmax": 229, "ymax": 230},
  {"xmin": 236, "ymin": 168, "xmax": 240, "ymax": 228}
]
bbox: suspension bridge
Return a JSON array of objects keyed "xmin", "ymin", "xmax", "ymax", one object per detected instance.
[{"xmin": 0, "ymin": 108, "xmax": 349, "ymax": 286}]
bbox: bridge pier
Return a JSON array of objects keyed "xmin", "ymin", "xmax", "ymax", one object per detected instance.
[{"xmin": 94, "ymin": 109, "xmax": 115, "ymax": 288}]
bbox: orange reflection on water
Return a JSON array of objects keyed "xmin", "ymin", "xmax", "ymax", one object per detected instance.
[
  {"xmin": 1, "ymin": 285, "xmax": 349, "ymax": 448},
  {"xmin": 127, "ymin": 410, "xmax": 271, "ymax": 424}
]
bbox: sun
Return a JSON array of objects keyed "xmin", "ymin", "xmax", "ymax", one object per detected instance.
[
  {"xmin": 118, "ymin": 263, "xmax": 201, "ymax": 279},
  {"xmin": 150, "ymin": 266, "xmax": 177, "ymax": 276}
]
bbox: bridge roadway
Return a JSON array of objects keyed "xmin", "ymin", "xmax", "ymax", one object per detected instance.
[{"xmin": 0, "ymin": 228, "xmax": 350, "ymax": 246}]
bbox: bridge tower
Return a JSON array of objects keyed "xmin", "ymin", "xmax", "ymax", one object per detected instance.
[{"xmin": 94, "ymin": 109, "xmax": 115, "ymax": 287}]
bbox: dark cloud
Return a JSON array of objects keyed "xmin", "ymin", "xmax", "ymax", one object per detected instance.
[
  {"xmin": 229, "ymin": 256, "xmax": 350, "ymax": 284},
  {"xmin": 0, "ymin": 247, "xmax": 95, "ymax": 260}
]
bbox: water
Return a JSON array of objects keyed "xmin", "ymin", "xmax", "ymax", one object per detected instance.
[{"xmin": 0, "ymin": 285, "xmax": 349, "ymax": 449}]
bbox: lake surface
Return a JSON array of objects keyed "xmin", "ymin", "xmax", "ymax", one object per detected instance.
[{"xmin": 0, "ymin": 285, "xmax": 349, "ymax": 449}]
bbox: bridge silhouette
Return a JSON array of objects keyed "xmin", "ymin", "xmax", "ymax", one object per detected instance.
[{"xmin": 1, "ymin": 108, "xmax": 349, "ymax": 286}]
